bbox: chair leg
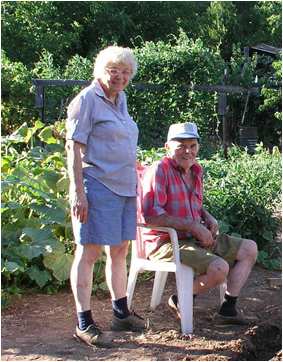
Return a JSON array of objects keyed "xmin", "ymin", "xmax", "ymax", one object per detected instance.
[
  {"xmin": 175, "ymin": 264, "xmax": 194, "ymax": 335},
  {"xmin": 219, "ymin": 280, "xmax": 227, "ymax": 305},
  {"xmin": 150, "ymin": 271, "xmax": 168, "ymax": 310},
  {"xmin": 127, "ymin": 265, "xmax": 139, "ymax": 309}
]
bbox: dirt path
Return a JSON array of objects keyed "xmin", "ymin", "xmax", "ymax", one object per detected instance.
[{"xmin": 1, "ymin": 265, "xmax": 281, "ymax": 361}]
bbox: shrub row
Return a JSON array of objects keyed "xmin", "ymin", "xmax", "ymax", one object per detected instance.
[{"xmin": 3, "ymin": 31, "xmax": 281, "ymax": 150}]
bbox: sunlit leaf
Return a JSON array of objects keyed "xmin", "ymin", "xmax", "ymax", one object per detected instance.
[
  {"xmin": 43, "ymin": 250, "xmax": 73, "ymax": 281},
  {"xmin": 2, "ymin": 261, "xmax": 23, "ymax": 273},
  {"xmin": 38, "ymin": 127, "xmax": 57, "ymax": 144}
]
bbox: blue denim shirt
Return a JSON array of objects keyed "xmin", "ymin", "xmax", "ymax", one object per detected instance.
[{"xmin": 66, "ymin": 81, "xmax": 139, "ymax": 196}]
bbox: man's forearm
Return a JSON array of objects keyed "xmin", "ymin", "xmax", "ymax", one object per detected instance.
[
  {"xmin": 201, "ymin": 208, "xmax": 216, "ymax": 222},
  {"xmin": 145, "ymin": 214, "xmax": 192, "ymax": 232},
  {"xmin": 145, "ymin": 213, "xmax": 214, "ymax": 244}
]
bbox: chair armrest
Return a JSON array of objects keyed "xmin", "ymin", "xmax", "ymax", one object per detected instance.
[{"xmin": 137, "ymin": 223, "xmax": 181, "ymax": 264}]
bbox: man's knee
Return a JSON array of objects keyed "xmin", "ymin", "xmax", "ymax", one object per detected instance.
[
  {"xmin": 238, "ymin": 239, "xmax": 258, "ymax": 263},
  {"xmin": 207, "ymin": 258, "xmax": 229, "ymax": 283}
]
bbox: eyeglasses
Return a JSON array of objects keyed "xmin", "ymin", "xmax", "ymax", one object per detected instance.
[{"xmin": 106, "ymin": 67, "xmax": 132, "ymax": 77}]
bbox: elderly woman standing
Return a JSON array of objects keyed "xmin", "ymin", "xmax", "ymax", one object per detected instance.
[{"xmin": 66, "ymin": 46, "xmax": 144, "ymax": 346}]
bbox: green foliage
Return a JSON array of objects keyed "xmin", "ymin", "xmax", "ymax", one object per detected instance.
[
  {"xmin": 2, "ymin": 1, "xmax": 281, "ymax": 67},
  {"xmin": 201, "ymin": 144, "xmax": 281, "ymax": 250},
  {"xmin": 256, "ymin": 1, "xmax": 282, "ymax": 45},
  {"xmin": 257, "ymin": 58, "xmax": 282, "ymax": 146},
  {"xmin": 128, "ymin": 31, "xmax": 225, "ymax": 148},
  {"xmin": 2, "ymin": 3, "xmax": 281, "ymax": 148},
  {"xmin": 2, "ymin": 51, "xmax": 93, "ymax": 133},
  {"xmin": 137, "ymin": 146, "xmax": 166, "ymax": 165},
  {"xmin": 203, "ymin": 1, "xmax": 238, "ymax": 58},
  {"xmin": 1, "ymin": 1, "xmax": 85, "ymax": 66},
  {"xmin": 1, "ymin": 51, "xmax": 36, "ymax": 134},
  {"xmin": 2, "ymin": 121, "xmax": 71, "ymax": 292},
  {"xmin": 257, "ymin": 250, "xmax": 281, "ymax": 271}
]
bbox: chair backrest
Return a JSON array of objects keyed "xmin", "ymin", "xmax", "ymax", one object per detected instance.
[{"xmin": 134, "ymin": 163, "xmax": 147, "ymax": 259}]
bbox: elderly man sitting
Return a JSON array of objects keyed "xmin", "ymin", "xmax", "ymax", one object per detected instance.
[{"xmin": 141, "ymin": 122, "xmax": 258, "ymax": 324}]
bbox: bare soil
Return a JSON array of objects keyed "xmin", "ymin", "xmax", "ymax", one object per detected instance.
[{"xmin": 1, "ymin": 265, "xmax": 281, "ymax": 361}]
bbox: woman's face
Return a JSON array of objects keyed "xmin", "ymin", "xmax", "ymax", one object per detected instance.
[{"xmin": 100, "ymin": 62, "xmax": 132, "ymax": 95}]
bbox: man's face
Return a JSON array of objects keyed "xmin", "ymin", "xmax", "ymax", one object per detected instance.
[{"xmin": 165, "ymin": 138, "xmax": 199, "ymax": 171}]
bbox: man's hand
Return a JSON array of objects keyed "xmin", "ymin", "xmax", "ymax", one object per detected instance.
[
  {"xmin": 203, "ymin": 214, "xmax": 219, "ymax": 239},
  {"xmin": 188, "ymin": 221, "xmax": 216, "ymax": 249},
  {"xmin": 70, "ymin": 190, "xmax": 88, "ymax": 224}
]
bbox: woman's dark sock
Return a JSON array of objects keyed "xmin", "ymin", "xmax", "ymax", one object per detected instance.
[
  {"xmin": 219, "ymin": 293, "xmax": 238, "ymax": 316},
  {"xmin": 77, "ymin": 310, "xmax": 94, "ymax": 330},
  {"xmin": 112, "ymin": 296, "xmax": 130, "ymax": 319}
]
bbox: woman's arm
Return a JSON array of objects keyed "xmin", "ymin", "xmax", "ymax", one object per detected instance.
[{"xmin": 65, "ymin": 139, "xmax": 88, "ymax": 223}]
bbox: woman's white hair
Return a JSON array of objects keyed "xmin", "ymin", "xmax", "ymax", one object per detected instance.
[{"xmin": 93, "ymin": 45, "xmax": 138, "ymax": 80}]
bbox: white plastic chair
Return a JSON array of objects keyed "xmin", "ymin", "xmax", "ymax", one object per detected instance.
[{"xmin": 127, "ymin": 164, "xmax": 226, "ymax": 335}]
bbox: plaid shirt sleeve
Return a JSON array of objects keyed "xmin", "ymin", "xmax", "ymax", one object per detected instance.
[{"xmin": 142, "ymin": 161, "xmax": 168, "ymax": 218}]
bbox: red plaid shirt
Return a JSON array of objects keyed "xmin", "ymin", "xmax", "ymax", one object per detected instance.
[{"xmin": 141, "ymin": 156, "xmax": 203, "ymax": 246}]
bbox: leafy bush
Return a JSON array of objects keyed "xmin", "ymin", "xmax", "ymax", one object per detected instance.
[
  {"xmin": 2, "ymin": 51, "xmax": 93, "ymax": 133},
  {"xmin": 201, "ymin": 144, "xmax": 281, "ymax": 250},
  {"xmin": 128, "ymin": 31, "xmax": 225, "ymax": 149},
  {"xmin": 1, "ymin": 121, "xmax": 72, "ymax": 292},
  {"xmin": 1, "ymin": 51, "xmax": 36, "ymax": 134}
]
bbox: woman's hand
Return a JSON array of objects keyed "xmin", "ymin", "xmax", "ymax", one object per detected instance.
[{"xmin": 70, "ymin": 191, "xmax": 88, "ymax": 224}]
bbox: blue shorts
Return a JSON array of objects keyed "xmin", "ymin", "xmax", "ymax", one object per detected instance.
[{"xmin": 71, "ymin": 174, "xmax": 137, "ymax": 245}]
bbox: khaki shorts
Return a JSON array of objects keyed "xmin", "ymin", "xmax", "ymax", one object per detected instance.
[{"xmin": 148, "ymin": 233, "xmax": 243, "ymax": 275}]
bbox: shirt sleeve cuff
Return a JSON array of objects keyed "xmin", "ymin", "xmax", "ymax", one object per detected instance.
[{"xmin": 65, "ymin": 130, "xmax": 88, "ymax": 145}]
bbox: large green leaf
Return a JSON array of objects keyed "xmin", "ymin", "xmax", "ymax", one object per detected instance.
[
  {"xmin": 33, "ymin": 120, "xmax": 45, "ymax": 131},
  {"xmin": 5, "ymin": 122, "xmax": 28, "ymax": 143},
  {"xmin": 262, "ymin": 230, "xmax": 273, "ymax": 241},
  {"xmin": 39, "ymin": 169, "xmax": 60, "ymax": 191},
  {"xmin": 29, "ymin": 204, "xmax": 66, "ymax": 224},
  {"xmin": 17, "ymin": 244, "xmax": 44, "ymax": 260},
  {"xmin": 43, "ymin": 153, "xmax": 66, "ymax": 168},
  {"xmin": 2, "ymin": 261, "xmax": 24, "ymax": 273},
  {"xmin": 38, "ymin": 127, "xmax": 57, "ymax": 144},
  {"xmin": 1, "ymin": 201, "xmax": 22, "ymax": 214},
  {"xmin": 36, "ymin": 237, "xmax": 62, "ymax": 254},
  {"xmin": 43, "ymin": 250, "xmax": 73, "ymax": 281},
  {"xmin": 20, "ymin": 227, "xmax": 62, "ymax": 258},
  {"xmin": 22, "ymin": 227, "xmax": 53, "ymax": 242},
  {"xmin": 56, "ymin": 175, "xmax": 69, "ymax": 193},
  {"xmin": 27, "ymin": 266, "xmax": 51, "ymax": 288}
]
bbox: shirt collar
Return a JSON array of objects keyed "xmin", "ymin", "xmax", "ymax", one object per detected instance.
[
  {"xmin": 165, "ymin": 156, "xmax": 202, "ymax": 175},
  {"xmin": 92, "ymin": 80, "xmax": 123, "ymax": 106}
]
